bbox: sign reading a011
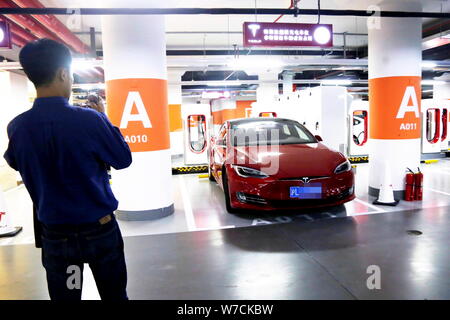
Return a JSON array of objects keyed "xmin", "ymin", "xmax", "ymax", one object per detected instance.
[{"xmin": 106, "ymin": 79, "xmax": 170, "ymax": 153}]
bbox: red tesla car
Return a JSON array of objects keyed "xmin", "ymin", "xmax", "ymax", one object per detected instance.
[{"xmin": 208, "ymin": 118, "xmax": 355, "ymax": 213}]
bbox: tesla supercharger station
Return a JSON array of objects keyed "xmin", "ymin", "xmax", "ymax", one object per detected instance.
[
  {"xmin": 182, "ymin": 104, "xmax": 211, "ymax": 165},
  {"xmin": 348, "ymin": 100, "xmax": 370, "ymax": 157},
  {"xmin": 421, "ymin": 99, "xmax": 450, "ymax": 154},
  {"xmin": 265, "ymin": 86, "xmax": 349, "ymax": 154}
]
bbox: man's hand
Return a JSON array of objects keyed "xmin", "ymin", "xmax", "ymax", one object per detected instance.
[{"xmin": 85, "ymin": 94, "xmax": 105, "ymax": 113}]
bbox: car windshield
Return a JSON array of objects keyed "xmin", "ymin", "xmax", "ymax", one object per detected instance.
[{"xmin": 230, "ymin": 120, "xmax": 317, "ymax": 146}]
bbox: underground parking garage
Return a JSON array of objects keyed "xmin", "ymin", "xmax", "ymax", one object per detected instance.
[{"xmin": 0, "ymin": 0, "xmax": 450, "ymax": 308}]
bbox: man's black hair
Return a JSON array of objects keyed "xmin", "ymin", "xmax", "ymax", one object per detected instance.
[{"xmin": 19, "ymin": 38, "xmax": 72, "ymax": 87}]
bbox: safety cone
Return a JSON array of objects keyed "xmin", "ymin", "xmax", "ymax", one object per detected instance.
[
  {"xmin": 0, "ymin": 188, "xmax": 23, "ymax": 238},
  {"xmin": 373, "ymin": 164, "xmax": 399, "ymax": 206}
]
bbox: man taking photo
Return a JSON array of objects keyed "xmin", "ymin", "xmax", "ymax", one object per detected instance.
[{"xmin": 3, "ymin": 39, "xmax": 132, "ymax": 301}]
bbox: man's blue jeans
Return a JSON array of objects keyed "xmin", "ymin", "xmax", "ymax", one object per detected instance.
[{"xmin": 41, "ymin": 215, "xmax": 128, "ymax": 301}]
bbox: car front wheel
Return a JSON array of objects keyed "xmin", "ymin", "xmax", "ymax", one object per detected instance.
[
  {"xmin": 222, "ymin": 168, "xmax": 238, "ymax": 214},
  {"xmin": 208, "ymin": 164, "xmax": 215, "ymax": 182}
]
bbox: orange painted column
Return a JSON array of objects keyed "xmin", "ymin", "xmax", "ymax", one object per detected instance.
[
  {"xmin": 102, "ymin": 2, "xmax": 173, "ymax": 220},
  {"xmin": 368, "ymin": 0, "xmax": 422, "ymax": 199}
]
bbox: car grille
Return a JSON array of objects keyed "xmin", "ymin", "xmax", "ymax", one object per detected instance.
[{"xmin": 279, "ymin": 176, "xmax": 330, "ymax": 182}]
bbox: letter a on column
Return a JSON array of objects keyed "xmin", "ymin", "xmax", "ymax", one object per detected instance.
[{"xmin": 120, "ymin": 91, "xmax": 152, "ymax": 129}]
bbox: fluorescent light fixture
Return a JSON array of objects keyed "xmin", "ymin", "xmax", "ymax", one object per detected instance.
[
  {"xmin": 201, "ymin": 91, "xmax": 231, "ymax": 99},
  {"xmin": 0, "ymin": 28, "xmax": 4, "ymax": 42},
  {"xmin": 228, "ymin": 57, "xmax": 284, "ymax": 71},
  {"xmin": 71, "ymin": 59, "xmax": 97, "ymax": 72},
  {"xmin": 421, "ymin": 61, "xmax": 437, "ymax": 69},
  {"xmin": 321, "ymin": 79, "xmax": 352, "ymax": 86},
  {"xmin": 207, "ymin": 81, "xmax": 242, "ymax": 87},
  {"xmin": 421, "ymin": 80, "xmax": 446, "ymax": 85}
]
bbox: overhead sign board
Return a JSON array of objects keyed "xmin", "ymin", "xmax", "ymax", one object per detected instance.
[
  {"xmin": 0, "ymin": 20, "xmax": 12, "ymax": 49},
  {"xmin": 243, "ymin": 22, "xmax": 333, "ymax": 48}
]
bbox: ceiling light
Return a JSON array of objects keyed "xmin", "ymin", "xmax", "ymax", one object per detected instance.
[
  {"xmin": 201, "ymin": 91, "xmax": 230, "ymax": 99},
  {"xmin": 421, "ymin": 80, "xmax": 446, "ymax": 85},
  {"xmin": 228, "ymin": 57, "xmax": 284, "ymax": 72},
  {"xmin": 321, "ymin": 79, "xmax": 352, "ymax": 86},
  {"xmin": 75, "ymin": 83, "xmax": 105, "ymax": 90},
  {"xmin": 421, "ymin": 61, "xmax": 437, "ymax": 69},
  {"xmin": 71, "ymin": 59, "xmax": 97, "ymax": 72},
  {"xmin": 207, "ymin": 81, "xmax": 242, "ymax": 87}
]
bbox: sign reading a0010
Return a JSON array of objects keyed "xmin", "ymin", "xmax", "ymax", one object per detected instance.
[
  {"xmin": 243, "ymin": 22, "xmax": 333, "ymax": 48},
  {"xmin": 0, "ymin": 20, "xmax": 12, "ymax": 49}
]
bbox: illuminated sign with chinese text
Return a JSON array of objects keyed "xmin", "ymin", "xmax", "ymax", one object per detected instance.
[{"xmin": 243, "ymin": 22, "xmax": 333, "ymax": 48}]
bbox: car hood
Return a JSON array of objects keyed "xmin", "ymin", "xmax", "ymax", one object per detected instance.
[{"xmin": 228, "ymin": 143, "xmax": 346, "ymax": 178}]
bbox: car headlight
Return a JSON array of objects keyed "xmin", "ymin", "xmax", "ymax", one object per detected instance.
[
  {"xmin": 334, "ymin": 160, "xmax": 351, "ymax": 174},
  {"xmin": 232, "ymin": 165, "xmax": 269, "ymax": 178}
]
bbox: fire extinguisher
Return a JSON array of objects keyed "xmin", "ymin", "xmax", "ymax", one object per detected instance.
[
  {"xmin": 405, "ymin": 168, "xmax": 415, "ymax": 201},
  {"xmin": 414, "ymin": 167, "xmax": 423, "ymax": 201}
]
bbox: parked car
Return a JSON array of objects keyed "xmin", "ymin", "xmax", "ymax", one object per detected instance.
[{"xmin": 208, "ymin": 118, "xmax": 355, "ymax": 213}]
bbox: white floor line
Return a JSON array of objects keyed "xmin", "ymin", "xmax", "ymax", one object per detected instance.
[
  {"xmin": 354, "ymin": 198, "xmax": 386, "ymax": 213},
  {"xmin": 425, "ymin": 187, "xmax": 450, "ymax": 197},
  {"xmin": 195, "ymin": 225, "xmax": 236, "ymax": 232},
  {"xmin": 350, "ymin": 210, "xmax": 385, "ymax": 217},
  {"xmin": 4, "ymin": 184, "xmax": 24, "ymax": 194},
  {"xmin": 178, "ymin": 175, "xmax": 197, "ymax": 231}
]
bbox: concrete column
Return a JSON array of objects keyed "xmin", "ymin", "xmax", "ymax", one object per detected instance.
[
  {"xmin": 282, "ymin": 71, "xmax": 294, "ymax": 95},
  {"xmin": 256, "ymin": 71, "xmax": 280, "ymax": 111},
  {"xmin": 102, "ymin": 0, "xmax": 174, "ymax": 220},
  {"xmin": 368, "ymin": 0, "xmax": 423, "ymax": 199},
  {"xmin": 168, "ymin": 70, "xmax": 185, "ymax": 156}
]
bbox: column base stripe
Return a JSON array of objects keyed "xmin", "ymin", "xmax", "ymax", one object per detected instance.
[{"xmin": 115, "ymin": 204, "xmax": 174, "ymax": 221}]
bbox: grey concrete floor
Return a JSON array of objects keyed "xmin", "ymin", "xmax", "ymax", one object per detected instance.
[{"xmin": 0, "ymin": 160, "xmax": 450, "ymax": 299}]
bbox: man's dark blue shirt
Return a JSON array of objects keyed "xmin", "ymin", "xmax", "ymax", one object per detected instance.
[{"xmin": 3, "ymin": 97, "xmax": 132, "ymax": 225}]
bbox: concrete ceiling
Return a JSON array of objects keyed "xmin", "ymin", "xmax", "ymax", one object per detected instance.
[{"xmin": 37, "ymin": 0, "xmax": 450, "ymax": 51}]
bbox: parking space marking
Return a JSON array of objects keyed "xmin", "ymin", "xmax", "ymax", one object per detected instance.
[
  {"xmin": 425, "ymin": 187, "xmax": 450, "ymax": 197},
  {"xmin": 4, "ymin": 185, "xmax": 24, "ymax": 194},
  {"xmin": 350, "ymin": 211, "xmax": 383, "ymax": 217},
  {"xmin": 195, "ymin": 225, "xmax": 236, "ymax": 232},
  {"xmin": 354, "ymin": 198, "xmax": 386, "ymax": 213},
  {"xmin": 178, "ymin": 175, "xmax": 197, "ymax": 231}
]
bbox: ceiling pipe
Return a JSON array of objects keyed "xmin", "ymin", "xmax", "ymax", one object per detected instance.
[
  {"xmin": 10, "ymin": 0, "xmax": 90, "ymax": 53},
  {"xmin": 0, "ymin": 0, "xmax": 61, "ymax": 42},
  {"xmin": 4, "ymin": 16, "xmax": 38, "ymax": 42},
  {"xmin": 273, "ymin": 0, "xmax": 295, "ymax": 23},
  {"xmin": 0, "ymin": 7, "xmax": 448, "ymax": 19},
  {"xmin": 11, "ymin": 32, "xmax": 27, "ymax": 47}
]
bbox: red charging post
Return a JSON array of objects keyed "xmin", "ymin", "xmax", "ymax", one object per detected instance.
[
  {"xmin": 414, "ymin": 167, "xmax": 423, "ymax": 201},
  {"xmin": 405, "ymin": 168, "xmax": 415, "ymax": 201}
]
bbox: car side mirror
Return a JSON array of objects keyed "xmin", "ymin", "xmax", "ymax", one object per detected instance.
[{"xmin": 315, "ymin": 135, "xmax": 323, "ymax": 142}]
